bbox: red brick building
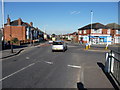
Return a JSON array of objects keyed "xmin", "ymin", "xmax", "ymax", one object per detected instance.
[
  {"xmin": 4, "ymin": 16, "xmax": 44, "ymax": 44},
  {"xmin": 78, "ymin": 23, "xmax": 120, "ymax": 44}
]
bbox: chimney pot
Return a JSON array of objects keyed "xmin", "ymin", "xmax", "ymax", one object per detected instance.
[
  {"xmin": 18, "ymin": 18, "xmax": 22, "ymax": 25},
  {"xmin": 7, "ymin": 15, "xmax": 11, "ymax": 25},
  {"xmin": 30, "ymin": 22, "xmax": 33, "ymax": 27}
]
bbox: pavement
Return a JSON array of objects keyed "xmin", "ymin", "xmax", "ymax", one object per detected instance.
[{"xmin": 1, "ymin": 41, "xmax": 48, "ymax": 59}]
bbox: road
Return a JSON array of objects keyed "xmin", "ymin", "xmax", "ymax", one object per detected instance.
[{"xmin": 2, "ymin": 43, "xmax": 113, "ymax": 88}]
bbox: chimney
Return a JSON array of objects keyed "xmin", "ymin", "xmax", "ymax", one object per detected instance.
[
  {"xmin": 30, "ymin": 22, "xmax": 33, "ymax": 27},
  {"xmin": 18, "ymin": 18, "xmax": 22, "ymax": 25},
  {"xmin": 7, "ymin": 15, "xmax": 11, "ymax": 25}
]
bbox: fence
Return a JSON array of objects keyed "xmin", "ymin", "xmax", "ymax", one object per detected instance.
[{"xmin": 105, "ymin": 50, "xmax": 120, "ymax": 88}]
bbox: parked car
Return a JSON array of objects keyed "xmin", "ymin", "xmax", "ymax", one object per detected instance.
[{"xmin": 52, "ymin": 41, "xmax": 67, "ymax": 52}]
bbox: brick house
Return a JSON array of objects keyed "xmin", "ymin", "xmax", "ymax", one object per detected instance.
[
  {"xmin": 67, "ymin": 32, "xmax": 78, "ymax": 42},
  {"xmin": 4, "ymin": 16, "xmax": 44, "ymax": 44},
  {"xmin": 106, "ymin": 23, "xmax": 120, "ymax": 44},
  {"xmin": 78, "ymin": 23, "xmax": 120, "ymax": 44}
]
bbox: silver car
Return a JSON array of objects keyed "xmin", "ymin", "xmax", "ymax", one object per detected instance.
[{"xmin": 52, "ymin": 41, "xmax": 67, "ymax": 52}]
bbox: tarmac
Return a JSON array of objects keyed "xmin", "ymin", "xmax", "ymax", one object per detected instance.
[{"xmin": 1, "ymin": 42, "xmax": 120, "ymax": 59}]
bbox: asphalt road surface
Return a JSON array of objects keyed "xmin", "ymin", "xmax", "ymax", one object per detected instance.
[{"xmin": 2, "ymin": 43, "xmax": 113, "ymax": 88}]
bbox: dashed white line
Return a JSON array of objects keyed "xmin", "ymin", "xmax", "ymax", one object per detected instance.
[
  {"xmin": 44, "ymin": 61, "xmax": 53, "ymax": 65},
  {"xmin": 26, "ymin": 57, "xmax": 30, "ymax": 59},
  {"xmin": 67, "ymin": 64, "xmax": 81, "ymax": 69}
]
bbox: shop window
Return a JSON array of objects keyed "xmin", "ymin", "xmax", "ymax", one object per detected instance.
[{"xmin": 100, "ymin": 38, "xmax": 104, "ymax": 42}]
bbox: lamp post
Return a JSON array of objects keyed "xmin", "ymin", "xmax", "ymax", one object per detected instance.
[
  {"xmin": 9, "ymin": 34, "xmax": 14, "ymax": 53},
  {"xmin": 2, "ymin": 0, "xmax": 4, "ymax": 49},
  {"xmin": 89, "ymin": 10, "xmax": 93, "ymax": 48},
  {"xmin": 2, "ymin": 0, "xmax": 4, "ymax": 28}
]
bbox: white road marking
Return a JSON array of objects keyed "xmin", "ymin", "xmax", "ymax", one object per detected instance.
[
  {"xmin": 0, "ymin": 63, "xmax": 35, "ymax": 82},
  {"xmin": 68, "ymin": 45, "xmax": 77, "ymax": 47},
  {"xmin": 26, "ymin": 57, "xmax": 30, "ymax": 59},
  {"xmin": 68, "ymin": 64, "xmax": 81, "ymax": 69},
  {"xmin": 44, "ymin": 61, "xmax": 53, "ymax": 65},
  {"xmin": 80, "ymin": 67, "xmax": 84, "ymax": 84}
]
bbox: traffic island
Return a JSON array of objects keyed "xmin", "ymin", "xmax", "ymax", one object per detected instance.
[{"xmin": 84, "ymin": 46, "xmax": 110, "ymax": 52}]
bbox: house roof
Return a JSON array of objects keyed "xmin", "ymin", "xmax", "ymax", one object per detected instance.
[
  {"xmin": 4, "ymin": 19, "xmax": 31, "ymax": 27},
  {"xmin": 69, "ymin": 32, "xmax": 78, "ymax": 35},
  {"xmin": 106, "ymin": 23, "xmax": 120, "ymax": 30},
  {"xmin": 78, "ymin": 23, "xmax": 109, "ymax": 30}
]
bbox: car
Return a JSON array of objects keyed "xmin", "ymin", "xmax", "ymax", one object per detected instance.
[
  {"xmin": 48, "ymin": 40, "xmax": 53, "ymax": 44},
  {"xmin": 52, "ymin": 41, "xmax": 67, "ymax": 52}
]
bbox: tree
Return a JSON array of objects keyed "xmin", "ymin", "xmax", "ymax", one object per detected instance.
[
  {"xmin": 10, "ymin": 37, "xmax": 19, "ymax": 53},
  {"xmin": 52, "ymin": 34, "xmax": 56, "ymax": 37}
]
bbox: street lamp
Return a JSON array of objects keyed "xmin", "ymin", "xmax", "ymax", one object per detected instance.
[
  {"xmin": 89, "ymin": 10, "xmax": 93, "ymax": 46},
  {"xmin": 2, "ymin": 0, "xmax": 4, "ymax": 48}
]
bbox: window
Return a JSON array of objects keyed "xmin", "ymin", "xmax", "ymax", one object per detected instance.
[
  {"xmin": 26, "ymin": 27, "xmax": 30, "ymax": 39},
  {"xmin": 84, "ymin": 30, "xmax": 87, "ymax": 34},
  {"xmin": 53, "ymin": 42, "xmax": 63, "ymax": 45},
  {"xmin": 91, "ymin": 29, "xmax": 102, "ymax": 33},
  {"xmin": 107, "ymin": 29, "xmax": 111, "ymax": 34},
  {"xmin": 98, "ymin": 29, "xmax": 102, "ymax": 33},
  {"xmin": 116, "ymin": 30, "xmax": 120, "ymax": 34},
  {"xmin": 79, "ymin": 30, "xmax": 82, "ymax": 34}
]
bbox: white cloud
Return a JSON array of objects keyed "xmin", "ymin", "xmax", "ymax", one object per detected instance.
[
  {"xmin": 70, "ymin": 11, "xmax": 77, "ymax": 15},
  {"xmin": 76, "ymin": 11, "xmax": 80, "ymax": 14},
  {"xmin": 70, "ymin": 11, "xmax": 80, "ymax": 15}
]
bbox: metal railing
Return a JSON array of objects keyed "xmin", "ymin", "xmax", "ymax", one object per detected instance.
[{"xmin": 105, "ymin": 50, "xmax": 120, "ymax": 87}]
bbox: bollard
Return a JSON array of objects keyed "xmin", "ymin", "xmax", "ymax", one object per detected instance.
[
  {"xmin": 104, "ymin": 53, "xmax": 110, "ymax": 73},
  {"xmin": 85, "ymin": 43, "xmax": 89, "ymax": 50},
  {"xmin": 105, "ymin": 44, "xmax": 108, "ymax": 50},
  {"xmin": 88, "ymin": 44, "xmax": 90, "ymax": 48}
]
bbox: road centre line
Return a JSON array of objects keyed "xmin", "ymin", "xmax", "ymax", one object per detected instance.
[
  {"xmin": 44, "ymin": 61, "xmax": 53, "ymax": 64},
  {"xmin": 67, "ymin": 64, "xmax": 81, "ymax": 69},
  {"xmin": 1, "ymin": 60, "xmax": 53, "ymax": 81}
]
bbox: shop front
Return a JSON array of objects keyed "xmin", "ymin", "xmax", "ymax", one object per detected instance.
[{"xmin": 89, "ymin": 36, "xmax": 112, "ymax": 44}]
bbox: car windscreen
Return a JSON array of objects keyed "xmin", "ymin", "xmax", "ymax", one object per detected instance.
[{"xmin": 53, "ymin": 42, "xmax": 63, "ymax": 45}]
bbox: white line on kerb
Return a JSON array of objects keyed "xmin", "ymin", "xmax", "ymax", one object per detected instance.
[
  {"xmin": 67, "ymin": 64, "xmax": 81, "ymax": 69},
  {"xmin": 0, "ymin": 63, "xmax": 35, "ymax": 82},
  {"xmin": 44, "ymin": 61, "xmax": 53, "ymax": 64}
]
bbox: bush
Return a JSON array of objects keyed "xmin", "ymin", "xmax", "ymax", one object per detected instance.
[{"xmin": 11, "ymin": 37, "xmax": 19, "ymax": 43}]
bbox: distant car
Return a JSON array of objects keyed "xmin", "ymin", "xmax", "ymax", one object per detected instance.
[
  {"xmin": 52, "ymin": 41, "xmax": 67, "ymax": 52},
  {"xmin": 48, "ymin": 40, "xmax": 53, "ymax": 44}
]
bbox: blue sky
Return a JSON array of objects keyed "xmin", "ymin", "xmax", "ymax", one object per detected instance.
[{"xmin": 1, "ymin": 2, "xmax": 118, "ymax": 34}]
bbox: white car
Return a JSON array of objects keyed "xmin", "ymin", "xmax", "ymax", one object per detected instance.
[
  {"xmin": 48, "ymin": 40, "xmax": 53, "ymax": 44},
  {"xmin": 52, "ymin": 41, "xmax": 67, "ymax": 52}
]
